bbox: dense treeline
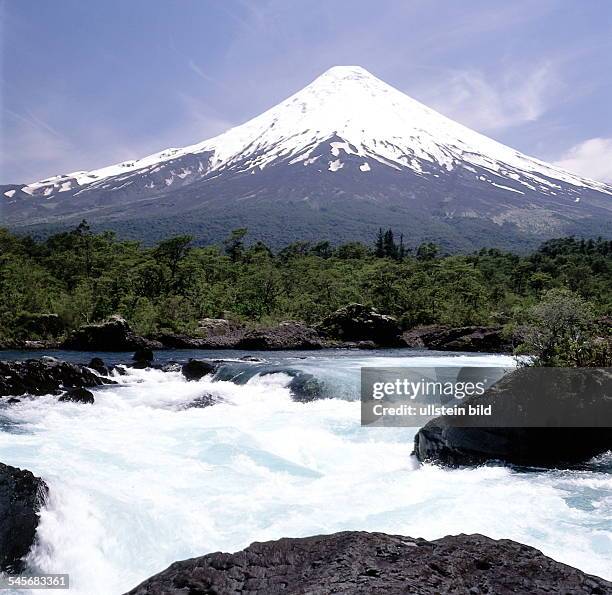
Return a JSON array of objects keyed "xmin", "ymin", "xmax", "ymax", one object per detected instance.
[{"xmin": 0, "ymin": 222, "xmax": 610, "ymax": 345}]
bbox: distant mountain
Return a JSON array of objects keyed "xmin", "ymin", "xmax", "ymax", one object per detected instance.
[{"xmin": 2, "ymin": 65, "xmax": 611, "ymax": 250}]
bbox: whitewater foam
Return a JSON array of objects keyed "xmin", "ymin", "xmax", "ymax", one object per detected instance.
[{"xmin": 0, "ymin": 353, "xmax": 609, "ymax": 593}]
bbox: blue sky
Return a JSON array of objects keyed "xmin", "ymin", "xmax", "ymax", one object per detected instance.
[{"xmin": 2, "ymin": 0, "xmax": 611, "ymax": 183}]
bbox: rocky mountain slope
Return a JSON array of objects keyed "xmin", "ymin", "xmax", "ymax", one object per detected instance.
[{"xmin": 3, "ymin": 66, "xmax": 611, "ymax": 249}]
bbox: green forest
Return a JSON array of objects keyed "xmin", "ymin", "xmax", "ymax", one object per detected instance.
[{"xmin": 0, "ymin": 222, "xmax": 610, "ymax": 360}]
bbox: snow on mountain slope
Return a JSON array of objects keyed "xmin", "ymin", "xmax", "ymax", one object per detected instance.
[{"xmin": 9, "ymin": 65, "xmax": 612, "ymax": 201}]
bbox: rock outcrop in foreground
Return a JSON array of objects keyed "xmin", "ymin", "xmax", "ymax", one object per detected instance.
[
  {"xmin": 125, "ymin": 531, "xmax": 612, "ymax": 595},
  {"xmin": 414, "ymin": 367, "xmax": 612, "ymax": 467},
  {"xmin": 0, "ymin": 463, "xmax": 48, "ymax": 573}
]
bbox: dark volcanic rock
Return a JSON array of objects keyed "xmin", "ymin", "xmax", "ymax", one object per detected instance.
[
  {"xmin": 401, "ymin": 325, "xmax": 511, "ymax": 352},
  {"xmin": 318, "ymin": 304, "xmax": 401, "ymax": 346},
  {"xmin": 154, "ymin": 333, "xmax": 207, "ymax": 349},
  {"xmin": 155, "ymin": 331, "xmax": 245, "ymax": 349},
  {"xmin": 125, "ymin": 531, "xmax": 612, "ymax": 595},
  {"xmin": 237, "ymin": 322, "xmax": 324, "ymax": 350},
  {"xmin": 131, "ymin": 347, "xmax": 154, "ymax": 368},
  {"xmin": 0, "ymin": 463, "xmax": 48, "ymax": 573},
  {"xmin": 133, "ymin": 347, "xmax": 154, "ymax": 363},
  {"xmin": 88, "ymin": 357, "xmax": 109, "ymax": 376},
  {"xmin": 414, "ymin": 367, "xmax": 612, "ymax": 467},
  {"xmin": 0, "ymin": 358, "xmax": 115, "ymax": 398},
  {"xmin": 181, "ymin": 394, "xmax": 223, "ymax": 409},
  {"xmin": 288, "ymin": 373, "xmax": 328, "ymax": 402},
  {"xmin": 182, "ymin": 359, "xmax": 217, "ymax": 381},
  {"xmin": 62, "ymin": 315, "xmax": 162, "ymax": 351},
  {"xmin": 58, "ymin": 387, "xmax": 95, "ymax": 404}
]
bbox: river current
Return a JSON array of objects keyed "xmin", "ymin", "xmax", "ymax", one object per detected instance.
[{"xmin": 0, "ymin": 349, "xmax": 610, "ymax": 594}]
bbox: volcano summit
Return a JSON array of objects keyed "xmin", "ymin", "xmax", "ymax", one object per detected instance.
[{"xmin": 3, "ymin": 66, "xmax": 611, "ymax": 249}]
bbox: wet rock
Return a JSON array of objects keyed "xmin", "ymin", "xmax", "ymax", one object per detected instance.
[
  {"xmin": 88, "ymin": 357, "xmax": 109, "ymax": 376},
  {"xmin": 59, "ymin": 387, "xmax": 95, "ymax": 404},
  {"xmin": 0, "ymin": 463, "xmax": 48, "ymax": 573},
  {"xmin": 237, "ymin": 322, "xmax": 324, "ymax": 350},
  {"xmin": 62, "ymin": 315, "xmax": 162, "ymax": 351},
  {"xmin": 288, "ymin": 373, "xmax": 328, "ymax": 402},
  {"xmin": 414, "ymin": 367, "xmax": 612, "ymax": 467},
  {"xmin": 124, "ymin": 531, "xmax": 612, "ymax": 595},
  {"xmin": 133, "ymin": 347, "xmax": 154, "ymax": 363},
  {"xmin": 182, "ymin": 359, "xmax": 216, "ymax": 381},
  {"xmin": 181, "ymin": 394, "xmax": 223, "ymax": 409},
  {"xmin": 131, "ymin": 347, "xmax": 154, "ymax": 368},
  {"xmin": 318, "ymin": 304, "xmax": 401, "ymax": 346},
  {"xmin": 401, "ymin": 325, "xmax": 511, "ymax": 353},
  {"xmin": 0, "ymin": 358, "xmax": 115, "ymax": 399}
]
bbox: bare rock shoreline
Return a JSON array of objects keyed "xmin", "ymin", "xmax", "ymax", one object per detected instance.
[{"xmin": 0, "ymin": 306, "xmax": 512, "ymax": 353}]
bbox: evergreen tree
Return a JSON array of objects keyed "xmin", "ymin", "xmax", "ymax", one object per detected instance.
[
  {"xmin": 223, "ymin": 228, "xmax": 248, "ymax": 262},
  {"xmin": 374, "ymin": 228, "xmax": 385, "ymax": 258},
  {"xmin": 383, "ymin": 229, "xmax": 399, "ymax": 259}
]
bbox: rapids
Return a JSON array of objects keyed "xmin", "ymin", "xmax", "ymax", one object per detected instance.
[{"xmin": 0, "ymin": 349, "xmax": 610, "ymax": 594}]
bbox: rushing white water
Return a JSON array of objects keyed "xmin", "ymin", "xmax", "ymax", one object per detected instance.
[{"xmin": 0, "ymin": 351, "xmax": 610, "ymax": 594}]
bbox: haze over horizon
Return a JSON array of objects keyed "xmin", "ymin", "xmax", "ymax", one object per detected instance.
[{"xmin": 1, "ymin": 0, "xmax": 612, "ymax": 184}]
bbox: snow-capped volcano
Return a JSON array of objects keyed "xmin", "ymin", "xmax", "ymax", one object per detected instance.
[{"xmin": 3, "ymin": 66, "xmax": 611, "ymax": 249}]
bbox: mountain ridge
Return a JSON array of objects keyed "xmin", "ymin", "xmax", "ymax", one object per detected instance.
[{"xmin": 3, "ymin": 65, "xmax": 611, "ymax": 250}]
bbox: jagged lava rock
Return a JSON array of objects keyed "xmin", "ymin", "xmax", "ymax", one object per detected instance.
[
  {"xmin": 414, "ymin": 367, "xmax": 612, "ymax": 467},
  {"xmin": 0, "ymin": 463, "xmax": 48, "ymax": 573},
  {"xmin": 182, "ymin": 359, "xmax": 217, "ymax": 381},
  {"xmin": 0, "ymin": 358, "xmax": 114, "ymax": 398},
  {"xmin": 124, "ymin": 531, "xmax": 612, "ymax": 595},
  {"xmin": 58, "ymin": 387, "xmax": 95, "ymax": 404}
]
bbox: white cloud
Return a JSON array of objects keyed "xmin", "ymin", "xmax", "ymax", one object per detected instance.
[
  {"xmin": 1, "ymin": 97, "xmax": 234, "ymax": 183},
  {"xmin": 554, "ymin": 137, "xmax": 612, "ymax": 183},
  {"xmin": 415, "ymin": 62, "xmax": 562, "ymax": 133}
]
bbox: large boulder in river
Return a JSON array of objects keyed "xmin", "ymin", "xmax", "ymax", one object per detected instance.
[
  {"xmin": 0, "ymin": 358, "xmax": 115, "ymax": 399},
  {"xmin": 0, "ymin": 463, "xmax": 48, "ymax": 573},
  {"xmin": 401, "ymin": 325, "xmax": 511, "ymax": 352},
  {"xmin": 182, "ymin": 359, "xmax": 217, "ymax": 381},
  {"xmin": 414, "ymin": 367, "xmax": 612, "ymax": 467},
  {"xmin": 62, "ymin": 315, "xmax": 162, "ymax": 351},
  {"xmin": 58, "ymin": 387, "xmax": 95, "ymax": 404},
  {"xmin": 88, "ymin": 357, "xmax": 109, "ymax": 376},
  {"xmin": 125, "ymin": 531, "xmax": 612, "ymax": 595},
  {"xmin": 318, "ymin": 304, "xmax": 401, "ymax": 346},
  {"xmin": 236, "ymin": 322, "xmax": 324, "ymax": 350}
]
